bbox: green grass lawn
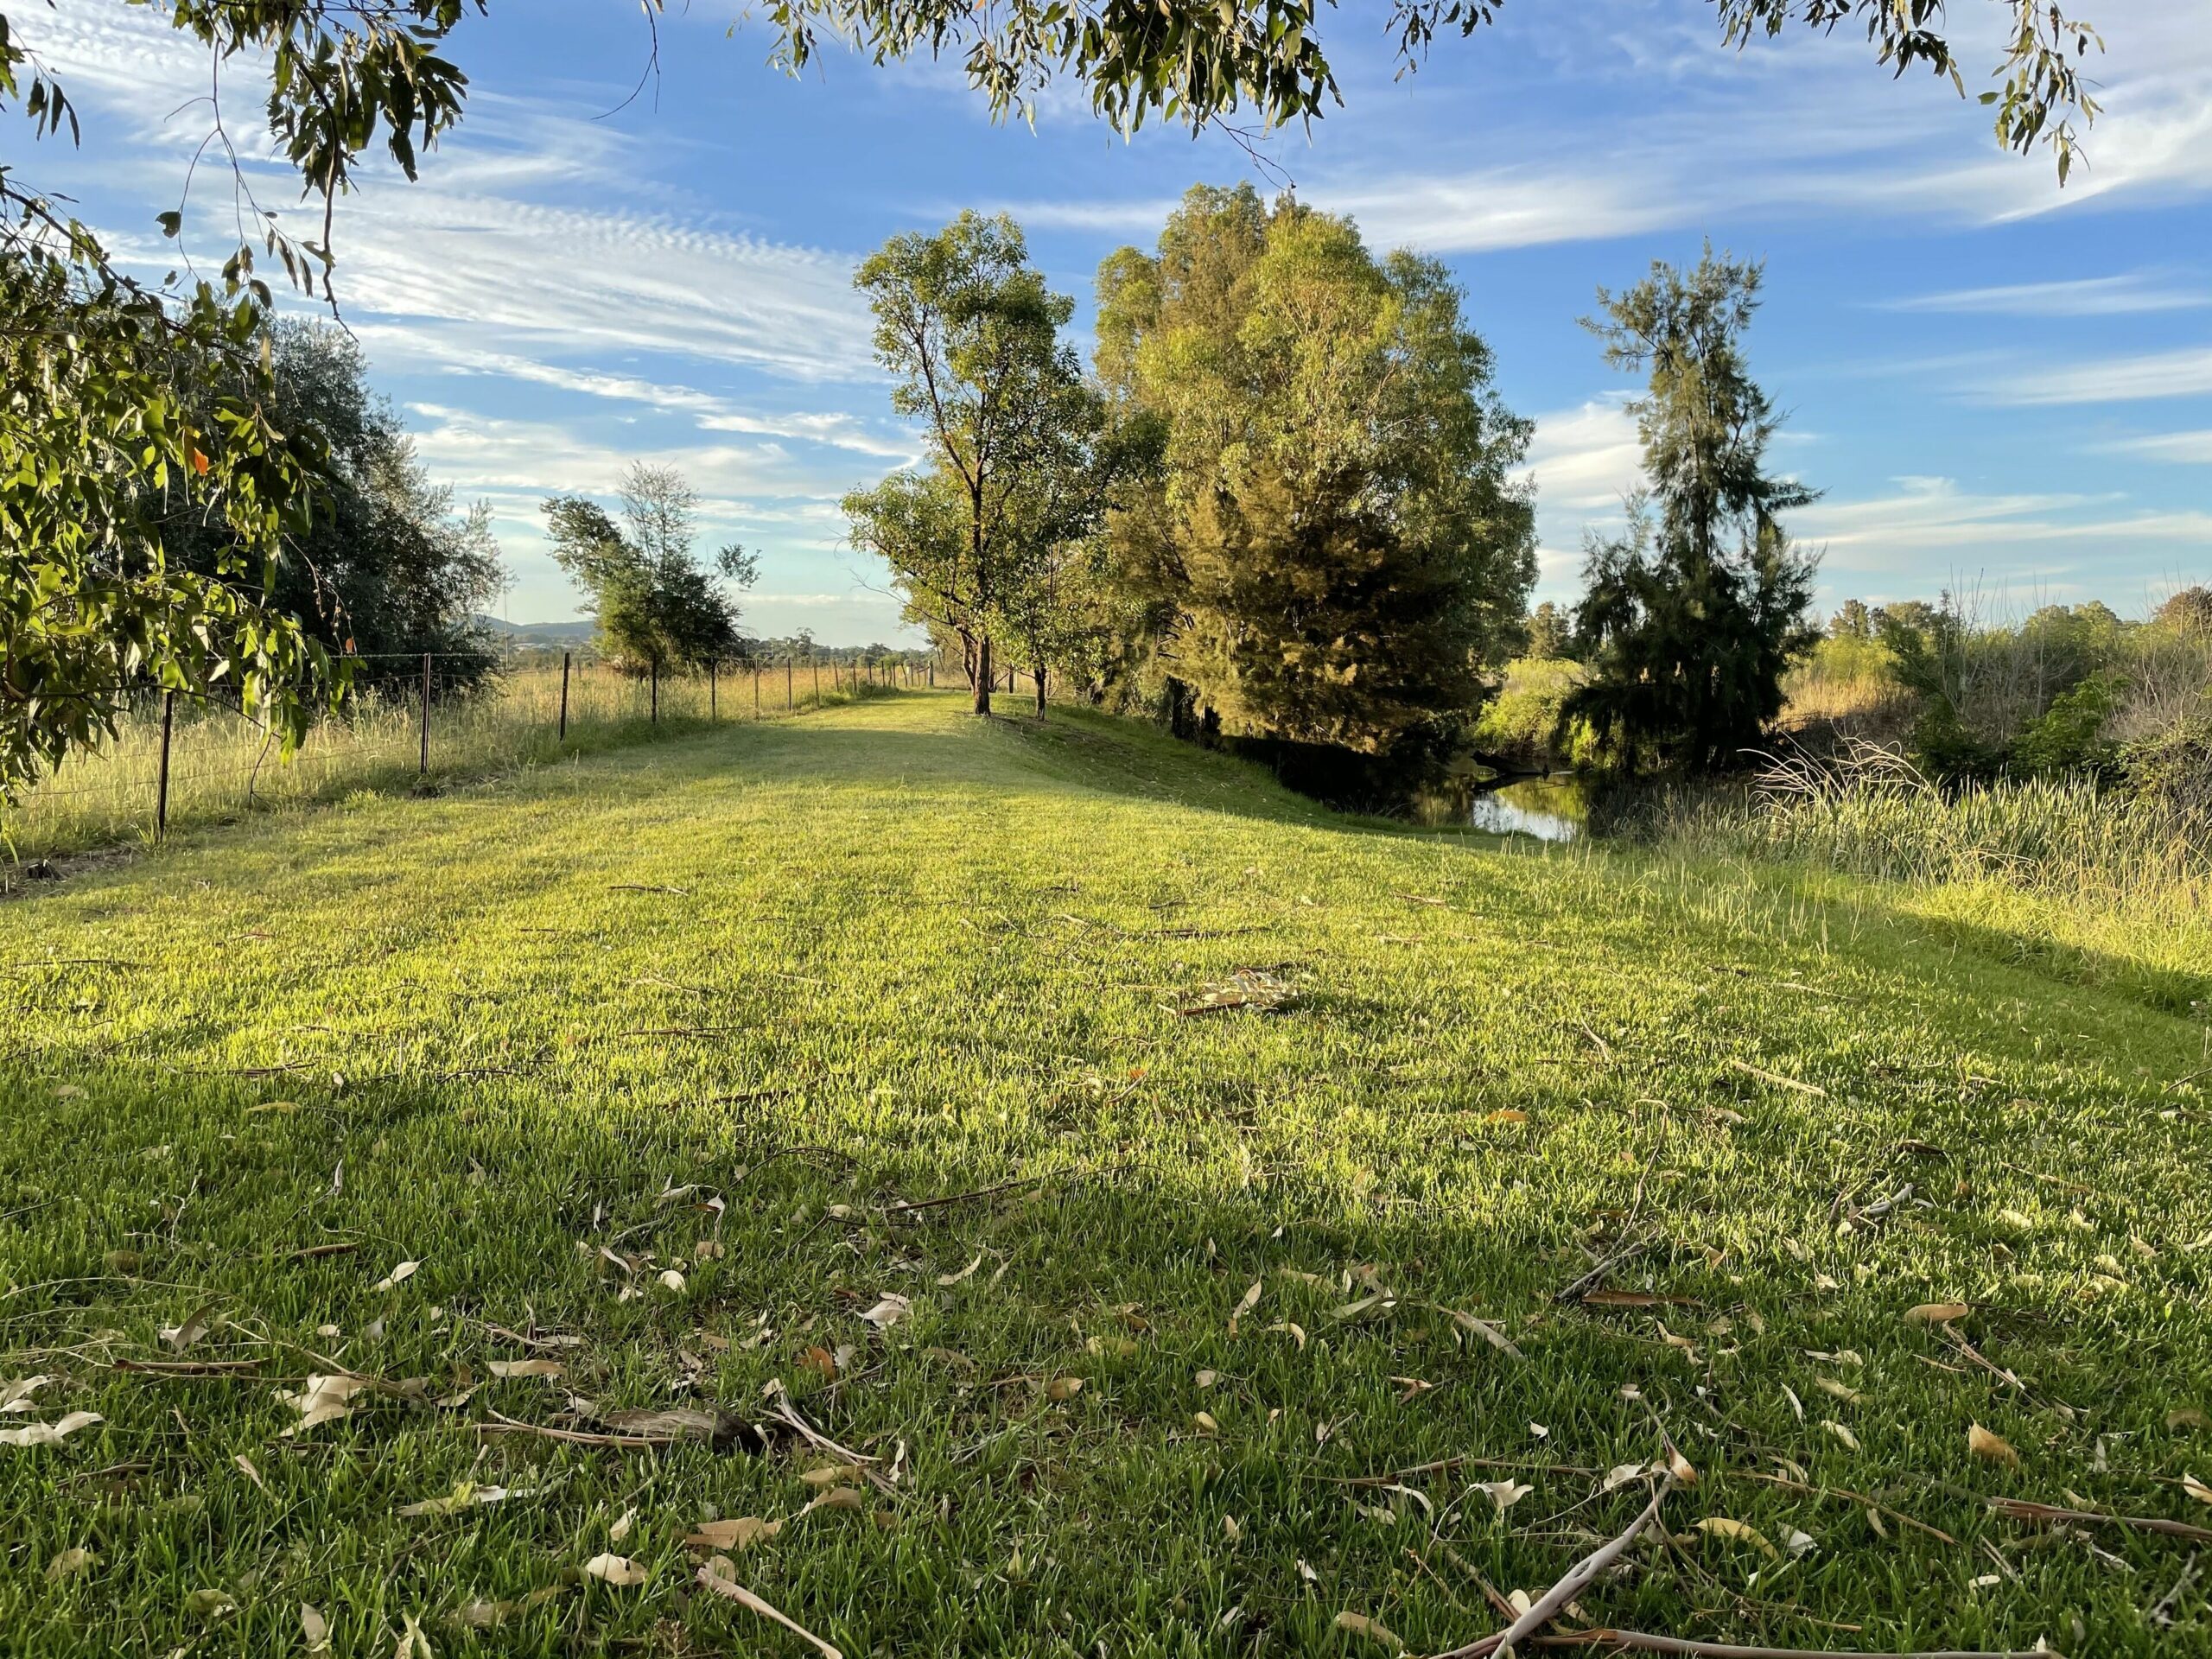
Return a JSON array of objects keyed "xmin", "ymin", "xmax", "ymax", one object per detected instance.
[{"xmin": 3, "ymin": 691, "xmax": 2208, "ymax": 1657}]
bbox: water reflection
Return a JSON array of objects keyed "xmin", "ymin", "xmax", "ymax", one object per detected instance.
[{"xmin": 1465, "ymin": 776, "xmax": 1587, "ymax": 842}]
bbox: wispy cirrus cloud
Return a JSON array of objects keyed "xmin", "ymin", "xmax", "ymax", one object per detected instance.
[
  {"xmin": 2097, "ymin": 429, "xmax": 2212, "ymax": 465},
  {"xmin": 1983, "ymin": 346, "xmax": 2212, "ymax": 406},
  {"xmin": 1877, "ymin": 273, "xmax": 2211, "ymax": 317}
]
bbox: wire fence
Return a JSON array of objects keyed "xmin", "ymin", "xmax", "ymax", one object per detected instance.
[{"xmin": 3, "ymin": 650, "xmax": 941, "ymax": 865}]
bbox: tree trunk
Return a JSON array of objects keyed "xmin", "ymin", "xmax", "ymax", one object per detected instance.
[
  {"xmin": 975, "ymin": 635, "xmax": 993, "ymax": 716},
  {"xmin": 1033, "ymin": 664, "xmax": 1046, "ymax": 721}
]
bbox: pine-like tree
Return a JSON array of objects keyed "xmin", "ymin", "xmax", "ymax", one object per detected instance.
[{"xmin": 1566, "ymin": 249, "xmax": 1818, "ymax": 772}]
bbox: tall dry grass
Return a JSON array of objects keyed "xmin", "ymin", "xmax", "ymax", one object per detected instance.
[
  {"xmin": 1649, "ymin": 740, "xmax": 2212, "ymax": 996},
  {"xmin": 2, "ymin": 659, "xmax": 899, "ymax": 866}
]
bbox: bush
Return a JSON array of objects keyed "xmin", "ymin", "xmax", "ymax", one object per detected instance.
[{"xmin": 1470, "ymin": 657, "xmax": 1590, "ymax": 770}]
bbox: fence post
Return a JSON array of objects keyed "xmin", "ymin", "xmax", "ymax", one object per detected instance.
[
  {"xmin": 812, "ymin": 656, "xmax": 820, "ymax": 703},
  {"xmin": 710, "ymin": 659, "xmax": 718, "ymax": 720},
  {"xmin": 753, "ymin": 664, "xmax": 761, "ymax": 720},
  {"xmin": 419, "ymin": 652, "xmax": 432, "ymax": 773},
  {"xmin": 558, "ymin": 650, "xmax": 571, "ymax": 741},
  {"xmin": 785, "ymin": 657, "xmax": 793, "ymax": 711},
  {"xmin": 155, "ymin": 690, "xmax": 175, "ymax": 842}
]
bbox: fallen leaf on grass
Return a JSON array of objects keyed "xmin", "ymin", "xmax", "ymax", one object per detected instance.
[
  {"xmin": 1438, "ymin": 1306, "xmax": 1524, "ymax": 1360},
  {"xmin": 696, "ymin": 1559, "xmax": 844, "ymax": 1659},
  {"xmin": 46, "ymin": 1548, "xmax": 95, "ymax": 1582},
  {"xmin": 1822, "ymin": 1421, "xmax": 1863, "ymax": 1452},
  {"xmin": 937, "ymin": 1252, "xmax": 984, "ymax": 1287},
  {"xmin": 1, "ymin": 1376, "xmax": 55, "ymax": 1412},
  {"xmin": 162, "ymin": 1303, "xmax": 218, "ymax": 1353},
  {"xmin": 1815, "ymin": 1377, "xmax": 1863, "ymax": 1406},
  {"xmin": 234, "ymin": 1454, "xmax": 268, "ymax": 1494},
  {"xmin": 799, "ymin": 1486, "xmax": 866, "ymax": 1516},
  {"xmin": 277, "ymin": 1374, "xmax": 365, "ymax": 1436},
  {"xmin": 183, "ymin": 1588, "xmax": 236, "ymax": 1619},
  {"xmin": 488, "ymin": 1358, "xmax": 564, "ymax": 1380},
  {"xmin": 394, "ymin": 1615, "xmax": 432, "ymax": 1659},
  {"xmin": 398, "ymin": 1481, "xmax": 512, "ymax": 1518},
  {"xmin": 1046, "ymin": 1376, "xmax": 1084, "ymax": 1402},
  {"xmin": 859, "ymin": 1294, "xmax": 910, "ymax": 1329},
  {"xmin": 1666, "ymin": 1448, "xmax": 1700, "ymax": 1485},
  {"xmin": 800, "ymin": 1463, "xmax": 866, "ymax": 1488},
  {"xmin": 1229, "ymin": 1281, "xmax": 1262, "ymax": 1334},
  {"xmin": 1267, "ymin": 1320, "xmax": 1308, "ymax": 1350},
  {"xmin": 1192, "ymin": 1411, "xmax": 1219, "ymax": 1437},
  {"xmin": 1476, "ymin": 1479, "xmax": 1533, "ymax": 1514},
  {"xmin": 609, "ymin": 1506, "xmax": 637, "ymax": 1543},
  {"xmin": 1603, "ymin": 1462, "xmax": 1649, "ymax": 1493},
  {"xmin": 658, "ymin": 1268, "xmax": 687, "ymax": 1294},
  {"xmin": 798, "ymin": 1345, "xmax": 840, "ymax": 1382},
  {"xmin": 372, "ymin": 1261, "xmax": 418, "ymax": 1293},
  {"xmin": 2170, "ymin": 1408, "xmax": 2210, "ymax": 1433},
  {"xmin": 301, "ymin": 1605, "xmax": 330, "ymax": 1654},
  {"xmin": 1694, "ymin": 1517, "xmax": 1779, "ymax": 1558},
  {"xmin": 1333, "ymin": 1611, "xmax": 1404, "ymax": 1650},
  {"xmin": 1, "ymin": 1411, "xmax": 103, "ymax": 1448},
  {"xmin": 687, "ymin": 1516, "xmax": 782, "ymax": 1550},
  {"xmin": 582, "ymin": 1553, "xmax": 649, "ymax": 1587},
  {"xmin": 1905, "ymin": 1302, "xmax": 1971, "ymax": 1325},
  {"xmin": 1969, "ymin": 1424, "xmax": 2020, "ymax": 1467},
  {"xmin": 2181, "ymin": 1472, "xmax": 2212, "ymax": 1505},
  {"xmin": 1482, "ymin": 1109, "xmax": 1529, "ymax": 1126},
  {"xmin": 1194, "ymin": 1369, "xmax": 1218, "ymax": 1389}
]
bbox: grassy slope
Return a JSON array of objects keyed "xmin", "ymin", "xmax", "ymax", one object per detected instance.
[{"xmin": 3, "ymin": 692, "xmax": 2208, "ymax": 1657}]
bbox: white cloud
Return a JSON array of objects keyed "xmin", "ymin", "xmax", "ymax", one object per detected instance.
[
  {"xmin": 1796, "ymin": 476, "xmax": 2212, "ymax": 561},
  {"xmin": 2098, "ymin": 429, "xmax": 2212, "ymax": 465},
  {"xmin": 1877, "ymin": 273, "xmax": 2211, "ymax": 317},
  {"xmin": 1984, "ymin": 346, "xmax": 2212, "ymax": 406}
]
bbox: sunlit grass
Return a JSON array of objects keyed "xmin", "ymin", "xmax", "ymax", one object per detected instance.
[{"xmin": 2, "ymin": 694, "xmax": 2207, "ymax": 1656}]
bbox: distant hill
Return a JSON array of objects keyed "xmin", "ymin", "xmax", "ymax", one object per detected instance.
[{"xmin": 474, "ymin": 616, "xmax": 595, "ymax": 648}]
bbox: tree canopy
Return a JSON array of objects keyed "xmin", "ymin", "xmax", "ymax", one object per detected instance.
[
  {"xmin": 1566, "ymin": 249, "xmax": 1820, "ymax": 772},
  {"xmin": 844, "ymin": 213, "xmax": 1092, "ymax": 716},
  {"xmin": 1096, "ymin": 185, "xmax": 1535, "ymax": 755},
  {"xmin": 543, "ymin": 465, "xmax": 755, "ymax": 672}
]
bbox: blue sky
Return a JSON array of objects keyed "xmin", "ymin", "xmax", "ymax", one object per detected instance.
[{"xmin": 18, "ymin": 1, "xmax": 2212, "ymax": 642}]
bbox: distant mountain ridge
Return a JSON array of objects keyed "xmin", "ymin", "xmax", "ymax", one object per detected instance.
[{"xmin": 473, "ymin": 616, "xmax": 595, "ymax": 647}]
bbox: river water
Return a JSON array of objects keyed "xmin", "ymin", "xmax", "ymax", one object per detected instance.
[{"xmin": 1463, "ymin": 776, "xmax": 1588, "ymax": 842}]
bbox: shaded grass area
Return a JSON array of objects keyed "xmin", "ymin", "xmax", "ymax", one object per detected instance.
[{"xmin": 3, "ymin": 692, "xmax": 2209, "ymax": 1657}]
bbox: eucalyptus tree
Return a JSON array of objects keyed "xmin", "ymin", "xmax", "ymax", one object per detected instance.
[{"xmin": 845, "ymin": 213, "xmax": 1087, "ymax": 716}]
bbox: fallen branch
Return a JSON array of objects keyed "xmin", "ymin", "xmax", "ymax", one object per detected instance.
[
  {"xmin": 1432, "ymin": 1478, "xmax": 1674, "ymax": 1659},
  {"xmin": 882, "ymin": 1176, "xmax": 1049, "ymax": 1218},
  {"xmin": 115, "ymin": 1357, "xmax": 263, "ymax": 1377},
  {"xmin": 1555, "ymin": 1239, "xmax": 1652, "ymax": 1306},
  {"xmin": 1334, "ymin": 1455, "xmax": 1599, "ymax": 1487},
  {"xmin": 1986, "ymin": 1496, "xmax": 2212, "ymax": 1544},
  {"xmin": 695, "ymin": 1564, "xmax": 842, "ymax": 1659},
  {"xmin": 1735, "ymin": 1471, "xmax": 1958, "ymax": 1546},
  {"xmin": 1530, "ymin": 1634, "xmax": 2056, "ymax": 1658},
  {"xmin": 288, "ymin": 1242, "xmax": 359, "ymax": 1262},
  {"xmin": 475, "ymin": 1407, "xmax": 691, "ymax": 1452},
  {"xmin": 1726, "ymin": 1058, "xmax": 1826, "ymax": 1099},
  {"xmin": 767, "ymin": 1392, "xmax": 895, "ymax": 1495}
]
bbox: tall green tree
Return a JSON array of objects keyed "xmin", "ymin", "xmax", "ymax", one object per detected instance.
[
  {"xmin": 845, "ymin": 213, "xmax": 1085, "ymax": 716},
  {"xmin": 543, "ymin": 465, "xmax": 755, "ymax": 673},
  {"xmin": 1565, "ymin": 249, "xmax": 1819, "ymax": 772},
  {"xmin": 1096, "ymin": 184, "xmax": 1536, "ymax": 756}
]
